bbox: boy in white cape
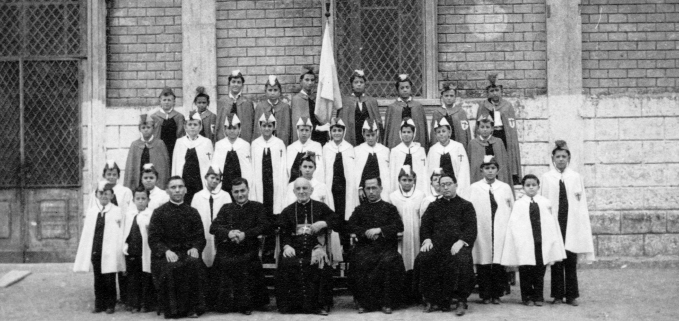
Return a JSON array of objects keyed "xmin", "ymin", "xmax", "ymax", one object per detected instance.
[
  {"xmin": 389, "ymin": 118, "xmax": 427, "ymax": 195},
  {"xmin": 122, "ymin": 186, "xmax": 155, "ymax": 312},
  {"xmin": 355, "ymin": 118, "xmax": 391, "ymax": 203}
]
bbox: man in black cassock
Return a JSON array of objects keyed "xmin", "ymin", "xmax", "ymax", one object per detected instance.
[
  {"xmin": 209, "ymin": 177, "xmax": 270, "ymax": 315},
  {"xmin": 415, "ymin": 172, "xmax": 477, "ymax": 316},
  {"xmin": 275, "ymin": 177, "xmax": 337, "ymax": 315},
  {"xmin": 348, "ymin": 177, "xmax": 405, "ymax": 314},
  {"xmin": 148, "ymin": 176, "xmax": 207, "ymax": 319}
]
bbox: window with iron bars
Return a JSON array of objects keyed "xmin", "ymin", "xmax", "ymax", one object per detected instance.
[{"xmin": 334, "ymin": 0, "xmax": 425, "ymax": 98}]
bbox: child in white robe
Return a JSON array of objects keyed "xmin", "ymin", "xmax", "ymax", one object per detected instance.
[
  {"xmin": 389, "ymin": 118, "xmax": 427, "ymax": 195},
  {"xmin": 171, "ymin": 111, "xmax": 214, "ymax": 204},
  {"xmin": 140, "ymin": 164, "xmax": 170, "ymax": 211},
  {"xmin": 191, "ymin": 166, "xmax": 232, "ymax": 268},
  {"xmin": 212, "ymin": 114, "xmax": 255, "ymax": 198},
  {"xmin": 251, "ymin": 112, "xmax": 288, "ymax": 217},
  {"xmin": 287, "ymin": 117, "xmax": 325, "ymax": 184},
  {"xmin": 122, "ymin": 186, "xmax": 155, "ymax": 312},
  {"xmin": 426, "ymin": 117, "xmax": 471, "ymax": 199},
  {"xmin": 355, "ymin": 119, "xmax": 391, "ymax": 203}
]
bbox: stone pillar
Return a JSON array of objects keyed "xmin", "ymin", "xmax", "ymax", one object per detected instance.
[
  {"xmin": 546, "ymin": 0, "xmax": 584, "ymax": 170},
  {"xmin": 182, "ymin": 0, "xmax": 217, "ymax": 113}
]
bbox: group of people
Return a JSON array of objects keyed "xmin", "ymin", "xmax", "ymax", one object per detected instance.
[{"xmin": 73, "ymin": 68, "xmax": 595, "ymax": 318}]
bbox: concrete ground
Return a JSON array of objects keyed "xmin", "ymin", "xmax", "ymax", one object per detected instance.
[{"xmin": 1, "ymin": 263, "xmax": 678, "ymax": 321}]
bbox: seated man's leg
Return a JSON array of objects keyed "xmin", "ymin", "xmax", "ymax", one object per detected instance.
[
  {"xmin": 414, "ymin": 250, "xmax": 445, "ymax": 306},
  {"xmin": 380, "ymin": 251, "xmax": 406, "ymax": 309},
  {"xmin": 452, "ymin": 247, "xmax": 476, "ymax": 304},
  {"xmin": 183, "ymin": 255, "xmax": 207, "ymax": 314}
]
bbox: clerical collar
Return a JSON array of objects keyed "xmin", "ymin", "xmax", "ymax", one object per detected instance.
[
  {"xmin": 170, "ymin": 200, "xmax": 184, "ymax": 205},
  {"xmin": 297, "ymin": 199, "xmax": 311, "ymax": 205},
  {"xmin": 443, "ymin": 196, "xmax": 455, "ymax": 201},
  {"xmin": 368, "ymin": 198, "xmax": 382, "ymax": 204},
  {"xmin": 268, "ymin": 99, "xmax": 279, "ymax": 106},
  {"xmin": 236, "ymin": 200, "xmax": 249, "ymax": 207},
  {"xmin": 397, "ymin": 97, "xmax": 413, "ymax": 103},
  {"xmin": 230, "ymin": 92, "xmax": 241, "ymax": 100},
  {"xmin": 141, "ymin": 135, "xmax": 154, "ymax": 143}
]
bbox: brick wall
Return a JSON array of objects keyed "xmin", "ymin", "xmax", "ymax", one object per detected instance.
[
  {"xmin": 215, "ymin": 0, "xmax": 322, "ymax": 101},
  {"xmin": 582, "ymin": 0, "xmax": 679, "ymax": 95},
  {"xmin": 437, "ymin": 0, "xmax": 547, "ymax": 98},
  {"xmin": 106, "ymin": 0, "xmax": 183, "ymax": 107},
  {"xmin": 582, "ymin": 94, "xmax": 679, "ymax": 256}
]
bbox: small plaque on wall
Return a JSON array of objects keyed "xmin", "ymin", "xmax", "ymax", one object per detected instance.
[
  {"xmin": 0, "ymin": 202, "xmax": 10, "ymax": 239},
  {"xmin": 39, "ymin": 200, "xmax": 70, "ymax": 240}
]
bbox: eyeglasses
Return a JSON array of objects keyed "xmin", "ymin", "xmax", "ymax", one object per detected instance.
[{"xmin": 440, "ymin": 182, "xmax": 455, "ymax": 187}]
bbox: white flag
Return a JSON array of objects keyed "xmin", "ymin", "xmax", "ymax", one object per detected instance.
[{"xmin": 314, "ymin": 21, "xmax": 342, "ymax": 124}]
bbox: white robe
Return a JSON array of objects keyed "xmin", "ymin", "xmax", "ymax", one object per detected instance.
[
  {"xmin": 171, "ymin": 135, "xmax": 214, "ymax": 190},
  {"xmin": 426, "ymin": 140, "xmax": 471, "ymax": 200},
  {"xmin": 73, "ymin": 204, "xmax": 125, "ymax": 274},
  {"xmin": 285, "ymin": 178, "xmax": 335, "ymax": 210},
  {"xmin": 251, "ymin": 136, "xmax": 288, "ymax": 214},
  {"xmin": 389, "ymin": 142, "xmax": 428, "ymax": 196},
  {"xmin": 323, "ymin": 140, "xmax": 358, "ymax": 220},
  {"xmin": 470, "ymin": 179, "xmax": 515, "ymax": 265},
  {"xmin": 212, "ymin": 137, "xmax": 254, "ymax": 197},
  {"xmin": 354, "ymin": 142, "xmax": 391, "ymax": 203},
  {"xmin": 501, "ymin": 195, "xmax": 567, "ymax": 266},
  {"xmin": 122, "ymin": 207, "xmax": 153, "ymax": 273},
  {"xmin": 419, "ymin": 194, "xmax": 439, "ymax": 215},
  {"xmin": 147, "ymin": 186, "xmax": 170, "ymax": 212},
  {"xmin": 389, "ymin": 189, "xmax": 426, "ymax": 271},
  {"xmin": 191, "ymin": 188, "xmax": 232, "ymax": 267},
  {"xmin": 541, "ymin": 168, "xmax": 595, "ymax": 262},
  {"xmin": 87, "ymin": 184, "xmax": 133, "ymax": 225},
  {"xmin": 286, "ymin": 139, "xmax": 325, "ymax": 184}
]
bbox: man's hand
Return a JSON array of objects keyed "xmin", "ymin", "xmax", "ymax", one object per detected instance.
[
  {"xmin": 451, "ymin": 240, "xmax": 466, "ymax": 255},
  {"xmin": 315, "ymin": 123, "xmax": 330, "ymax": 132},
  {"xmin": 364, "ymin": 228, "xmax": 382, "ymax": 240},
  {"xmin": 310, "ymin": 221, "xmax": 327, "ymax": 234},
  {"xmin": 237, "ymin": 231, "xmax": 246, "ymax": 242},
  {"xmin": 228, "ymin": 230, "xmax": 241, "ymax": 243},
  {"xmin": 122, "ymin": 243, "xmax": 129, "ymax": 256},
  {"xmin": 283, "ymin": 245, "xmax": 296, "ymax": 258},
  {"xmin": 420, "ymin": 239, "xmax": 433, "ymax": 252},
  {"xmin": 187, "ymin": 248, "xmax": 199, "ymax": 259},
  {"xmin": 358, "ymin": 189, "xmax": 366, "ymax": 202},
  {"xmin": 165, "ymin": 250, "xmax": 178, "ymax": 263}
]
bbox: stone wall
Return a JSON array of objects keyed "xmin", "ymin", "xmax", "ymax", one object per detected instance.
[{"xmin": 581, "ymin": 0, "xmax": 679, "ymax": 95}]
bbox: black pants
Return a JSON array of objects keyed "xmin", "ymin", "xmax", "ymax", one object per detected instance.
[
  {"xmin": 125, "ymin": 255, "xmax": 156, "ymax": 310},
  {"xmin": 476, "ymin": 264, "xmax": 506, "ymax": 300},
  {"xmin": 92, "ymin": 259, "xmax": 117, "ymax": 310},
  {"xmin": 118, "ymin": 272, "xmax": 127, "ymax": 303},
  {"xmin": 519, "ymin": 265, "xmax": 546, "ymax": 302},
  {"xmin": 551, "ymin": 250, "xmax": 579, "ymax": 300}
]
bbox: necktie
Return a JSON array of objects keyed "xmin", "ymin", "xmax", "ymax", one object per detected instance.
[
  {"xmin": 402, "ymin": 102, "xmax": 412, "ymax": 119},
  {"xmin": 209, "ymin": 195, "xmax": 214, "ymax": 220},
  {"xmin": 231, "ymin": 101, "xmax": 238, "ymax": 115}
]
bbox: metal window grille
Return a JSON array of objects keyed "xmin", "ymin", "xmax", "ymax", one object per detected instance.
[
  {"xmin": 334, "ymin": 0, "xmax": 424, "ymax": 98},
  {"xmin": 0, "ymin": 0, "xmax": 85, "ymax": 188}
]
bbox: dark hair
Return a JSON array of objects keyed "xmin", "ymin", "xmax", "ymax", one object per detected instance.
[
  {"xmin": 300, "ymin": 155, "xmax": 316, "ymax": 168},
  {"xmin": 394, "ymin": 78, "xmax": 414, "ymax": 91},
  {"xmin": 167, "ymin": 175, "xmax": 184, "ymax": 186},
  {"xmin": 400, "ymin": 118, "xmax": 416, "ymax": 132},
  {"xmin": 350, "ymin": 74, "xmax": 366, "ymax": 84},
  {"xmin": 363, "ymin": 176, "xmax": 382, "ymax": 188},
  {"xmin": 264, "ymin": 82, "xmax": 282, "ymax": 91},
  {"xmin": 300, "ymin": 68, "xmax": 316, "ymax": 81},
  {"xmin": 231, "ymin": 177, "xmax": 249, "ymax": 189},
  {"xmin": 193, "ymin": 86, "xmax": 210, "ymax": 105},
  {"xmin": 552, "ymin": 147, "xmax": 571, "ymax": 157},
  {"xmin": 228, "ymin": 73, "xmax": 245, "ymax": 84},
  {"xmin": 478, "ymin": 117, "xmax": 494, "ymax": 126},
  {"xmin": 439, "ymin": 171, "xmax": 458, "ymax": 184},
  {"xmin": 133, "ymin": 186, "xmax": 150, "ymax": 198},
  {"xmin": 522, "ymin": 174, "xmax": 540, "ymax": 186},
  {"xmin": 141, "ymin": 166, "xmax": 159, "ymax": 179},
  {"xmin": 102, "ymin": 164, "xmax": 121, "ymax": 177}
]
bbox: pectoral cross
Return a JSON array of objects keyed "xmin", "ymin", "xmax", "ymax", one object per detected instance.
[
  {"xmin": 246, "ymin": 155, "xmax": 251, "ymax": 160},
  {"xmin": 458, "ymin": 154, "xmax": 464, "ymax": 162},
  {"xmin": 206, "ymin": 152, "xmax": 212, "ymax": 160}
]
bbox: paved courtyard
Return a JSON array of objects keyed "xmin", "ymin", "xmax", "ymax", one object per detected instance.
[{"xmin": 1, "ymin": 264, "xmax": 678, "ymax": 321}]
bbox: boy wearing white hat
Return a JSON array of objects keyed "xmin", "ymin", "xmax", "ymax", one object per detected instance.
[
  {"xmin": 171, "ymin": 111, "xmax": 214, "ymax": 205},
  {"xmin": 212, "ymin": 113, "xmax": 255, "ymax": 197},
  {"xmin": 251, "ymin": 112, "xmax": 288, "ymax": 217},
  {"xmin": 287, "ymin": 117, "xmax": 325, "ymax": 184},
  {"xmin": 339, "ymin": 70, "xmax": 383, "ymax": 146},
  {"xmin": 253, "ymin": 75, "xmax": 292, "ymax": 145},
  {"xmin": 354, "ymin": 118, "xmax": 391, "ymax": 204},
  {"xmin": 384, "ymin": 74, "xmax": 428, "ymax": 150},
  {"xmin": 426, "ymin": 117, "xmax": 471, "ymax": 199},
  {"xmin": 216, "ymin": 70, "xmax": 256, "ymax": 143}
]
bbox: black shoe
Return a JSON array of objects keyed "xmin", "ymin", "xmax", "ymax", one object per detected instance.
[
  {"xmin": 552, "ymin": 298, "xmax": 563, "ymax": 305},
  {"xmin": 141, "ymin": 307, "xmax": 151, "ymax": 313},
  {"xmin": 357, "ymin": 307, "xmax": 365, "ymax": 314},
  {"xmin": 480, "ymin": 299, "xmax": 490, "ymax": 304},
  {"xmin": 523, "ymin": 301, "xmax": 532, "ymax": 306},
  {"xmin": 534, "ymin": 301, "xmax": 544, "ymax": 307},
  {"xmin": 567, "ymin": 299, "xmax": 579, "ymax": 306},
  {"xmin": 91, "ymin": 308, "xmax": 103, "ymax": 314},
  {"xmin": 441, "ymin": 304, "xmax": 451, "ymax": 312},
  {"xmin": 105, "ymin": 308, "xmax": 115, "ymax": 314},
  {"xmin": 241, "ymin": 309, "xmax": 252, "ymax": 315},
  {"xmin": 187, "ymin": 310, "xmax": 199, "ymax": 318},
  {"xmin": 423, "ymin": 302, "xmax": 434, "ymax": 313},
  {"xmin": 318, "ymin": 308, "xmax": 329, "ymax": 316},
  {"xmin": 455, "ymin": 302, "xmax": 468, "ymax": 316},
  {"xmin": 382, "ymin": 307, "xmax": 392, "ymax": 314},
  {"xmin": 492, "ymin": 298, "xmax": 501, "ymax": 305}
]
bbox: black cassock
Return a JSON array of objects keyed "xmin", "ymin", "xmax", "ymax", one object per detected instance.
[
  {"xmin": 348, "ymin": 200, "xmax": 406, "ymax": 311},
  {"xmin": 275, "ymin": 200, "xmax": 336, "ymax": 313},
  {"xmin": 209, "ymin": 201, "xmax": 271, "ymax": 312},
  {"xmin": 183, "ymin": 148, "xmax": 202, "ymax": 205},
  {"xmin": 414, "ymin": 195, "xmax": 477, "ymax": 306},
  {"xmin": 148, "ymin": 202, "xmax": 207, "ymax": 318}
]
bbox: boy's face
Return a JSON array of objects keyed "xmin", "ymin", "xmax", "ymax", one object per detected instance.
[
  {"xmin": 478, "ymin": 121, "xmax": 493, "ymax": 138},
  {"xmin": 482, "ymin": 164, "xmax": 498, "ymax": 181},
  {"xmin": 266, "ymin": 85, "xmax": 281, "ymax": 100},
  {"xmin": 140, "ymin": 124, "xmax": 154, "ymax": 139},
  {"xmin": 103, "ymin": 169, "xmax": 119, "ymax": 184},
  {"xmin": 435, "ymin": 126, "xmax": 451, "ymax": 144},
  {"xmin": 298, "ymin": 126, "xmax": 311, "ymax": 143},
  {"xmin": 399, "ymin": 175, "xmax": 415, "ymax": 192},
  {"xmin": 488, "ymin": 87, "xmax": 502, "ymax": 102},
  {"xmin": 225, "ymin": 125, "xmax": 240, "ymax": 140},
  {"xmin": 300, "ymin": 160, "xmax": 316, "ymax": 180},
  {"xmin": 331, "ymin": 127, "xmax": 344, "ymax": 142},
  {"xmin": 523, "ymin": 179, "xmax": 540, "ymax": 197},
  {"xmin": 185, "ymin": 120, "xmax": 202, "ymax": 137},
  {"xmin": 98, "ymin": 190, "xmax": 113, "ymax": 206},
  {"xmin": 552, "ymin": 150, "xmax": 570, "ymax": 171},
  {"xmin": 442, "ymin": 90, "xmax": 456, "ymax": 106},
  {"xmin": 205, "ymin": 174, "xmax": 221, "ymax": 191},
  {"xmin": 400, "ymin": 127, "xmax": 414, "ymax": 144},
  {"xmin": 363, "ymin": 130, "xmax": 378, "ymax": 146},
  {"xmin": 260, "ymin": 123, "xmax": 274, "ymax": 138},
  {"xmin": 352, "ymin": 78, "xmax": 365, "ymax": 94},
  {"xmin": 195, "ymin": 96, "xmax": 209, "ymax": 113},
  {"xmin": 230, "ymin": 78, "xmax": 243, "ymax": 95},
  {"xmin": 398, "ymin": 81, "xmax": 412, "ymax": 98},
  {"xmin": 141, "ymin": 172, "xmax": 157, "ymax": 190},
  {"xmin": 301, "ymin": 74, "xmax": 316, "ymax": 93},
  {"xmin": 133, "ymin": 191, "xmax": 149, "ymax": 211},
  {"xmin": 430, "ymin": 176, "xmax": 441, "ymax": 193},
  {"xmin": 160, "ymin": 95, "xmax": 175, "ymax": 112}
]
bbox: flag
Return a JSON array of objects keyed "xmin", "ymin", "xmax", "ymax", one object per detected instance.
[{"xmin": 314, "ymin": 21, "xmax": 342, "ymax": 124}]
